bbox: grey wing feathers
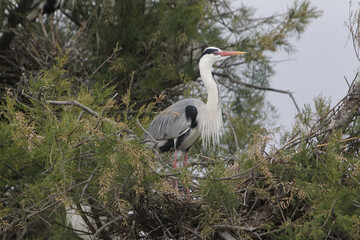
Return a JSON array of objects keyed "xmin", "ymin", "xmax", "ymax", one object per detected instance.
[{"xmin": 146, "ymin": 98, "xmax": 204, "ymax": 141}]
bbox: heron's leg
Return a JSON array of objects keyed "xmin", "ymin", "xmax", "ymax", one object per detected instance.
[
  {"xmin": 184, "ymin": 151, "xmax": 191, "ymax": 200},
  {"xmin": 173, "ymin": 149, "xmax": 178, "ymax": 190}
]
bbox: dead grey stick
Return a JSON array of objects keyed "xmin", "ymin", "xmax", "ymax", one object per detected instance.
[
  {"xmin": 214, "ymin": 72, "xmax": 301, "ymax": 114},
  {"xmin": 45, "ymin": 100, "xmax": 117, "ymax": 125},
  {"xmin": 323, "ymin": 73, "xmax": 360, "ymax": 140},
  {"xmin": 218, "ymin": 231, "xmax": 237, "ymax": 240}
]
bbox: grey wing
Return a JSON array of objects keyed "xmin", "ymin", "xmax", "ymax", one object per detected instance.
[{"xmin": 146, "ymin": 98, "xmax": 204, "ymax": 141}]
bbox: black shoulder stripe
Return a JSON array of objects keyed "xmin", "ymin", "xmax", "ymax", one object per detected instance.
[{"xmin": 185, "ymin": 105, "xmax": 198, "ymax": 128}]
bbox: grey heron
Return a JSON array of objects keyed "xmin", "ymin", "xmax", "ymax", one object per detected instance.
[{"xmin": 145, "ymin": 47, "xmax": 245, "ymax": 194}]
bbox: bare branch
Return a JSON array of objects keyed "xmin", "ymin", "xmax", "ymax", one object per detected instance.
[
  {"xmin": 216, "ymin": 224, "xmax": 258, "ymax": 232},
  {"xmin": 45, "ymin": 100, "xmax": 117, "ymax": 124},
  {"xmin": 218, "ymin": 230, "xmax": 237, "ymax": 240},
  {"xmin": 214, "ymin": 72, "xmax": 301, "ymax": 114},
  {"xmin": 275, "ymin": 73, "xmax": 360, "ymax": 153},
  {"xmin": 90, "ymin": 46, "xmax": 122, "ymax": 79},
  {"xmin": 225, "ymin": 112, "xmax": 239, "ymax": 153},
  {"xmin": 91, "ymin": 216, "xmax": 123, "ymax": 240},
  {"xmin": 328, "ymin": 73, "xmax": 360, "ymax": 129},
  {"xmin": 136, "ymin": 119, "xmax": 165, "ymax": 164}
]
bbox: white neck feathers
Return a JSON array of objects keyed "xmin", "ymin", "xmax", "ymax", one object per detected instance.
[{"xmin": 198, "ymin": 59, "xmax": 224, "ymax": 147}]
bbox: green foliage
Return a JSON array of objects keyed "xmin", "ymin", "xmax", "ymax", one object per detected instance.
[
  {"xmin": 0, "ymin": 55, "xmax": 158, "ymax": 238},
  {"xmin": 3, "ymin": 0, "xmax": 359, "ymax": 239},
  {"xmin": 1, "ymin": 56, "xmax": 360, "ymax": 239}
]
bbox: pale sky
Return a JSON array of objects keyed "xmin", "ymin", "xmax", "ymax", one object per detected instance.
[{"xmin": 244, "ymin": 0, "xmax": 359, "ymax": 130}]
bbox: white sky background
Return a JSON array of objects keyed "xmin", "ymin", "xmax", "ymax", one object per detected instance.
[{"xmin": 242, "ymin": 0, "xmax": 359, "ymax": 130}]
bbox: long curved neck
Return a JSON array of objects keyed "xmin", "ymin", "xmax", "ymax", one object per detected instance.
[
  {"xmin": 199, "ymin": 60, "xmax": 219, "ymax": 107},
  {"xmin": 198, "ymin": 58, "xmax": 223, "ymax": 147}
]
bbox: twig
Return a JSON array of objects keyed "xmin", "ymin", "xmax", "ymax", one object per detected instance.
[
  {"xmin": 136, "ymin": 119, "xmax": 157, "ymax": 145},
  {"xmin": 38, "ymin": 215, "xmax": 52, "ymax": 227},
  {"xmin": 96, "ymin": 93, "xmax": 118, "ymax": 128},
  {"xmin": 91, "ymin": 216, "xmax": 123, "ymax": 240},
  {"xmin": 321, "ymin": 200, "xmax": 336, "ymax": 228},
  {"xmin": 257, "ymin": 228, "xmax": 282, "ymax": 237},
  {"xmin": 1, "ymin": 161, "xmax": 25, "ymax": 178},
  {"xmin": 22, "ymin": 180, "xmax": 91, "ymax": 222},
  {"xmin": 77, "ymin": 110, "xmax": 84, "ymax": 121},
  {"xmin": 244, "ymin": 195, "xmax": 259, "ymax": 218},
  {"xmin": 54, "ymin": 220, "xmax": 93, "ymax": 235},
  {"xmin": 136, "ymin": 119, "xmax": 163, "ymax": 162},
  {"xmin": 321, "ymin": 73, "xmax": 360, "ymax": 141},
  {"xmin": 21, "ymin": 90, "xmax": 45, "ymax": 106},
  {"xmin": 46, "ymin": 100, "xmax": 99, "ymax": 117},
  {"xmin": 75, "ymin": 203, "xmax": 97, "ymax": 235},
  {"xmin": 315, "ymin": 136, "xmax": 359, "ymax": 148},
  {"xmin": 225, "ymin": 112, "xmax": 239, "ymax": 153},
  {"xmin": 214, "ymin": 72, "xmax": 301, "ymax": 114},
  {"xmin": 218, "ymin": 230, "xmax": 237, "ymax": 240},
  {"xmin": 189, "ymin": 162, "xmax": 260, "ymax": 180},
  {"xmin": 45, "ymin": 100, "xmax": 117, "ymax": 125},
  {"xmin": 153, "ymin": 211, "xmax": 174, "ymax": 238},
  {"xmin": 90, "ymin": 46, "xmax": 121, "ymax": 79},
  {"xmin": 38, "ymin": 13, "xmax": 48, "ymax": 39},
  {"xmin": 344, "ymin": 76, "xmax": 350, "ymax": 88},
  {"xmin": 81, "ymin": 164, "xmax": 100, "ymax": 199},
  {"xmin": 216, "ymin": 224, "xmax": 258, "ymax": 232},
  {"xmin": 214, "ymin": 162, "xmax": 262, "ymax": 181}
]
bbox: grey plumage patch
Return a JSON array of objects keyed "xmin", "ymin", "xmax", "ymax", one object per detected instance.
[{"xmin": 145, "ymin": 98, "xmax": 204, "ymax": 144}]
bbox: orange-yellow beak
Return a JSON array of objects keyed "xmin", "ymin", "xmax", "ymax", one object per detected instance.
[{"xmin": 217, "ymin": 51, "xmax": 246, "ymax": 57}]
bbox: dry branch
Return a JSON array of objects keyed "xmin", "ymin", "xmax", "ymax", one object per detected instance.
[
  {"xmin": 214, "ymin": 72, "xmax": 301, "ymax": 114},
  {"xmin": 46, "ymin": 100, "xmax": 110, "ymax": 120},
  {"xmin": 274, "ymin": 73, "xmax": 360, "ymax": 153},
  {"xmin": 328, "ymin": 73, "xmax": 360, "ymax": 130},
  {"xmin": 218, "ymin": 230, "xmax": 237, "ymax": 240},
  {"xmin": 90, "ymin": 46, "xmax": 122, "ymax": 79},
  {"xmin": 91, "ymin": 216, "xmax": 123, "ymax": 240}
]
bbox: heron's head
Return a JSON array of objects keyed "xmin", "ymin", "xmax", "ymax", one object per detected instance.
[{"xmin": 199, "ymin": 46, "xmax": 246, "ymax": 66}]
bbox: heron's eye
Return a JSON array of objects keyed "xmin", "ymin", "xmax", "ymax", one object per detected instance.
[{"xmin": 213, "ymin": 51, "xmax": 220, "ymax": 55}]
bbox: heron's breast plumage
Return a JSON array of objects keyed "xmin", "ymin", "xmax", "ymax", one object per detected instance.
[
  {"xmin": 176, "ymin": 126, "xmax": 201, "ymax": 151},
  {"xmin": 198, "ymin": 104, "xmax": 223, "ymax": 147}
]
